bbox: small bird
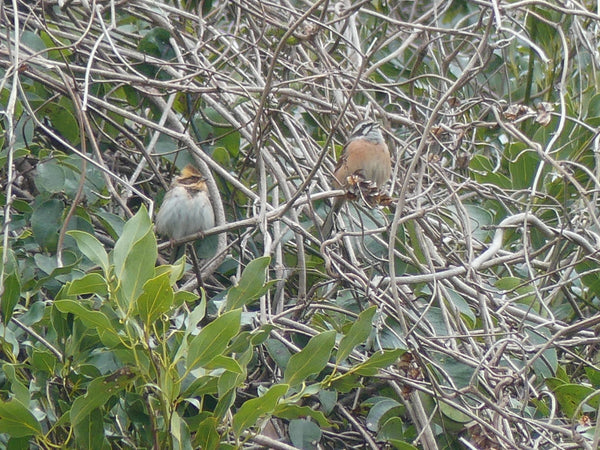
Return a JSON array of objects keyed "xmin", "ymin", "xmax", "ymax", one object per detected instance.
[
  {"xmin": 155, "ymin": 164, "xmax": 215, "ymax": 262},
  {"xmin": 322, "ymin": 120, "xmax": 391, "ymax": 237}
]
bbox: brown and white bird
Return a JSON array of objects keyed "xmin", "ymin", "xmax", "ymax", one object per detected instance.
[
  {"xmin": 155, "ymin": 164, "xmax": 215, "ymax": 261},
  {"xmin": 322, "ymin": 120, "xmax": 391, "ymax": 237}
]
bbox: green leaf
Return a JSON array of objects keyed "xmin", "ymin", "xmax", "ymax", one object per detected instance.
[
  {"xmin": 31, "ymin": 350, "xmax": 57, "ymax": 374},
  {"xmin": 507, "ymin": 143, "xmax": 539, "ymax": 189},
  {"xmin": 218, "ymin": 370, "xmax": 245, "ymax": 397},
  {"xmin": 95, "ymin": 211, "xmax": 125, "ymax": 240},
  {"xmin": 289, "ymin": 418, "xmax": 322, "ymax": 449},
  {"xmin": 274, "ymin": 403, "xmax": 330, "ymax": 427},
  {"xmin": 353, "ymin": 349, "xmax": 403, "ymax": 376},
  {"xmin": 173, "ymin": 297, "xmax": 206, "ymax": 363},
  {"xmin": 469, "ymin": 155, "xmax": 512, "ymax": 188},
  {"xmin": 31, "ymin": 198, "xmax": 64, "ymax": 251},
  {"xmin": 73, "ymin": 408, "xmax": 106, "ymax": 450},
  {"xmin": 187, "ymin": 309, "xmax": 241, "ymax": 370},
  {"xmin": 204, "ymin": 355, "xmax": 244, "ymax": 373},
  {"xmin": 67, "ymin": 230, "xmax": 109, "ymax": 274},
  {"xmin": 54, "ymin": 300, "xmax": 118, "ymax": 336},
  {"xmin": 444, "ymin": 288, "xmax": 476, "ymax": 327},
  {"xmin": 431, "ymin": 351, "xmax": 474, "ymax": 389},
  {"xmin": 377, "ymin": 417, "xmax": 412, "ymax": 445},
  {"xmin": 1, "ymin": 273, "xmax": 20, "ymax": 326},
  {"xmin": 232, "ymin": 384, "xmax": 288, "ymax": 437},
  {"xmin": 136, "ymin": 273, "xmax": 173, "ymax": 327},
  {"xmin": 336, "ymin": 306, "xmax": 376, "ymax": 363},
  {"xmin": 264, "ymin": 338, "xmax": 292, "ymax": 370},
  {"xmin": 113, "ymin": 206, "xmax": 157, "ymax": 310},
  {"xmin": 365, "ymin": 398, "xmax": 403, "ymax": 432},
  {"xmin": 136, "ymin": 28, "xmax": 175, "ymax": 79},
  {"xmin": 439, "ymin": 401, "xmax": 471, "ymax": 423},
  {"xmin": 35, "ymin": 160, "xmax": 66, "ymax": 194},
  {"xmin": 226, "ymin": 256, "xmax": 273, "ymax": 310},
  {"xmin": 32, "ymin": 254, "xmax": 79, "ymax": 290},
  {"xmin": 213, "ymin": 388, "xmax": 236, "ymax": 421},
  {"xmin": 318, "ymin": 389, "xmax": 337, "ymax": 416},
  {"xmin": 3, "ymin": 364, "xmax": 30, "ymax": 405},
  {"xmin": 284, "ymin": 330, "xmax": 336, "ymax": 387},
  {"xmin": 496, "ymin": 277, "xmax": 535, "ymax": 305},
  {"xmin": 49, "ymin": 101, "xmax": 80, "ymax": 144},
  {"xmin": 551, "ymin": 383, "xmax": 599, "ymax": 419},
  {"xmin": 170, "ymin": 410, "xmax": 191, "ymax": 450},
  {"xmin": 70, "ymin": 377, "xmax": 123, "ymax": 426},
  {"xmin": 585, "ymin": 367, "xmax": 600, "ymax": 388},
  {"xmin": 195, "ymin": 417, "xmax": 220, "ymax": 450},
  {"xmin": 67, "ymin": 273, "xmax": 108, "ymax": 297},
  {"xmin": 0, "ymin": 399, "xmax": 42, "ymax": 438}
]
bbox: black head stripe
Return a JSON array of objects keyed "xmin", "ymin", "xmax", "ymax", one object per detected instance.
[{"xmin": 350, "ymin": 120, "xmax": 378, "ymax": 140}]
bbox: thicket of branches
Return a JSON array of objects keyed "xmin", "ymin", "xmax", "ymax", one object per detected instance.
[{"xmin": 3, "ymin": 0, "xmax": 600, "ymax": 448}]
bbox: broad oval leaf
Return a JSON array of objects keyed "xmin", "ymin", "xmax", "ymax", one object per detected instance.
[
  {"xmin": 0, "ymin": 399, "xmax": 42, "ymax": 438},
  {"xmin": 136, "ymin": 272, "xmax": 173, "ymax": 327},
  {"xmin": 67, "ymin": 230, "xmax": 109, "ymax": 274},
  {"xmin": 31, "ymin": 198, "xmax": 64, "ymax": 251},
  {"xmin": 289, "ymin": 418, "xmax": 322, "ymax": 449},
  {"xmin": 187, "ymin": 309, "xmax": 242, "ymax": 370},
  {"xmin": 284, "ymin": 330, "xmax": 336, "ymax": 387},
  {"xmin": 226, "ymin": 256, "xmax": 272, "ymax": 310},
  {"xmin": 1, "ymin": 273, "xmax": 20, "ymax": 326},
  {"xmin": 70, "ymin": 377, "xmax": 123, "ymax": 426},
  {"xmin": 112, "ymin": 206, "xmax": 157, "ymax": 310},
  {"xmin": 232, "ymin": 383, "xmax": 288, "ymax": 437},
  {"xmin": 54, "ymin": 300, "xmax": 118, "ymax": 336},
  {"xmin": 336, "ymin": 306, "xmax": 377, "ymax": 364},
  {"xmin": 365, "ymin": 398, "xmax": 403, "ymax": 432},
  {"xmin": 353, "ymin": 349, "xmax": 403, "ymax": 376},
  {"xmin": 67, "ymin": 273, "xmax": 108, "ymax": 297}
]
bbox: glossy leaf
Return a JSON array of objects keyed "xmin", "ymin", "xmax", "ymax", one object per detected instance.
[
  {"xmin": 1, "ymin": 273, "xmax": 20, "ymax": 326},
  {"xmin": 289, "ymin": 418, "xmax": 322, "ymax": 449},
  {"xmin": 113, "ymin": 206, "xmax": 157, "ymax": 309},
  {"xmin": 187, "ymin": 309, "xmax": 241, "ymax": 370},
  {"xmin": 284, "ymin": 330, "xmax": 336, "ymax": 387},
  {"xmin": 67, "ymin": 230, "xmax": 109, "ymax": 274},
  {"xmin": 232, "ymin": 383, "xmax": 288, "ymax": 437},
  {"xmin": 336, "ymin": 306, "xmax": 376, "ymax": 363},
  {"xmin": 173, "ymin": 297, "xmax": 206, "ymax": 363},
  {"xmin": 3, "ymin": 364, "xmax": 30, "ymax": 405},
  {"xmin": 136, "ymin": 272, "xmax": 173, "ymax": 327},
  {"xmin": 365, "ymin": 398, "xmax": 403, "ymax": 432},
  {"xmin": 352, "ymin": 349, "xmax": 403, "ymax": 376},
  {"xmin": 0, "ymin": 399, "xmax": 42, "ymax": 438},
  {"xmin": 195, "ymin": 417, "xmax": 220, "ymax": 450},
  {"xmin": 73, "ymin": 408, "xmax": 106, "ymax": 450},
  {"xmin": 70, "ymin": 377, "xmax": 123, "ymax": 426},
  {"xmin": 35, "ymin": 160, "xmax": 66, "ymax": 194},
  {"xmin": 274, "ymin": 403, "xmax": 330, "ymax": 427},
  {"xmin": 226, "ymin": 256, "xmax": 273, "ymax": 310},
  {"xmin": 54, "ymin": 300, "xmax": 118, "ymax": 336},
  {"xmin": 31, "ymin": 198, "xmax": 64, "ymax": 251},
  {"xmin": 67, "ymin": 273, "xmax": 108, "ymax": 297}
]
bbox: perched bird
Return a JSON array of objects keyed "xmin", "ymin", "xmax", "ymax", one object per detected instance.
[
  {"xmin": 155, "ymin": 164, "xmax": 215, "ymax": 262},
  {"xmin": 322, "ymin": 120, "xmax": 391, "ymax": 237}
]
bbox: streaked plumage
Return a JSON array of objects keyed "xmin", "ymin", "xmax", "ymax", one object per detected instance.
[
  {"xmin": 332, "ymin": 121, "xmax": 391, "ymax": 189},
  {"xmin": 155, "ymin": 165, "xmax": 215, "ymax": 254},
  {"xmin": 322, "ymin": 120, "xmax": 391, "ymax": 237}
]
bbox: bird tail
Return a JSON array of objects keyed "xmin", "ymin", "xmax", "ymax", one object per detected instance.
[
  {"xmin": 321, "ymin": 198, "xmax": 345, "ymax": 238},
  {"xmin": 169, "ymin": 244, "xmax": 187, "ymax": 264}
]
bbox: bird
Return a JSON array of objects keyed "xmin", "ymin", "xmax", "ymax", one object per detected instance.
[
  {"xmin": 155, "ymin": 164, "xmax": 215, "ymax": 262},
  {"xmin": 322, "ymin": 120, "xmax": 391, "ymax": 237}
]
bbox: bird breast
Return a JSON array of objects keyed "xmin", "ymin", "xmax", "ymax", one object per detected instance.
[
  {"xmin": 334, "ymin": 139, "xmax": 391, "ymax": 189},
  {"xmin": 155, "ymin": 185, "xmax": 215, "ymax": 240}
]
